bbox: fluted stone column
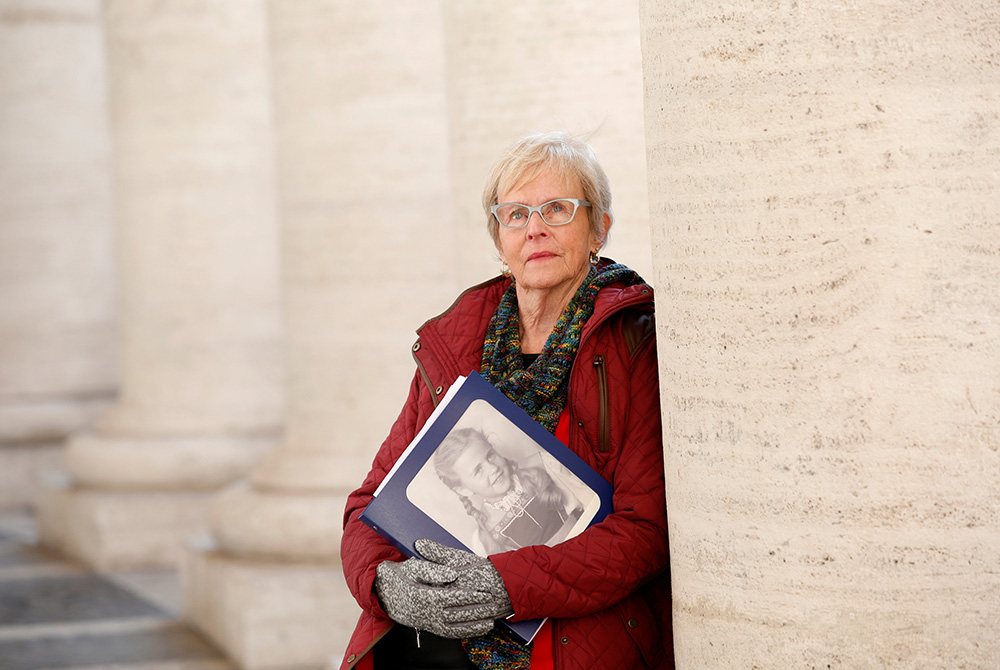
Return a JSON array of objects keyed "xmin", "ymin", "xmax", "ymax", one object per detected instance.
[
  {"xmin": 0, "ymin": 1, "xmax": 116, "ymax": 508},
  {"xmin": 182, "ymin": 3, "xmax": 454, "ymax": 668},
  {"xmin": 641, "ymin": 1, "xmax": 1000, "ymax": 667},
  {"xmin": 443, "ymin": 0, "xmax": 653, "ymax": 284},
  {"xmin": 36, "ymin": 0, "xmax": 283, "ymax": 570}
]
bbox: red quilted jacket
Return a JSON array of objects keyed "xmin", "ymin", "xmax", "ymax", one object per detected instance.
[{"xmin": 340, "ymin": 270, "xmax": 673, "ymax": 670}]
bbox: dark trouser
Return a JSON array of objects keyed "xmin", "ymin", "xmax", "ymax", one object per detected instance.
[{"xmin": 373, "ymin": 625, "xmax": 477, "ymax": 670}]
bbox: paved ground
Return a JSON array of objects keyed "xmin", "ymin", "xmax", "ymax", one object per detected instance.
[{"xmin": 0, "ymin": 510, "xmax": 234, "ymax": 670}]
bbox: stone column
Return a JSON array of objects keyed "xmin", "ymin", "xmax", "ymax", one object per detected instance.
[
  {"xmin": 182, "ymin": 3, "xmax": 454, "ymax": 668},
  {"xmin": 641, "ymin": 1, "xmax": 1000, "ymax": 667},
  {"xmin": 442, "ymin": 0, "xmax": 653, "ymax": 284},
  {"xmin": 36, "ymin": 0, "xmax": 284, "ymax": 570},
  {"xmin": 0, "ymin": 1, "xmax": 116, "ymax": 508}
]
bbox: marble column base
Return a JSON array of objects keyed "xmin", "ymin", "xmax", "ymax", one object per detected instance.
[
  {"xmin": 0, "ymin": 395, "xmax": 111, "ymax": 444},
  {"xmin": 0, "ymin": 394, "xmax": 112, "ymax": 509},
  {"xmin": 35, "ymin": 486, "xmax": 218, "ymax": 571},
  {"xmin": 209, "ymin": 481, "xmax": 346, "ymax": 560},
  {"xmin": 182, "ymin": 547, "xmax": 359, "ymax": 670},
  {"xmin": 0, "ymin": 441, "xmax": 62, "ymax": 509},
  {"xmin": 64, "ymin": 431, "xmax": 276, "ymax": 489}
]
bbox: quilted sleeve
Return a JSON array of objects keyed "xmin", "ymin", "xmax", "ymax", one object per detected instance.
[
  {"xmin": 489, "ymin": 335, "xmax": 669, "ymax": 620},
  {"xmin": 341, "ymin": 370, "xmax": 434, "ymax": 616}
]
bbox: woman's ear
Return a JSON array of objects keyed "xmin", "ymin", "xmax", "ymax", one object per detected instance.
[{"xmin": 598, "ymin": 211, "xmax": 612, "ymax": 246}]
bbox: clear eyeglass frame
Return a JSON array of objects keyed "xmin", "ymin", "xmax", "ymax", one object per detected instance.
[{"xmin": 490, "ymin": 198, "xmax": 591, "ymax": 229}]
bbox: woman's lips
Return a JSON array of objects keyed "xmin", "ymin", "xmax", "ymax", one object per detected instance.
[{"xmin": 527, "ymin": 251, "xmax": 555, "ymax": 262}]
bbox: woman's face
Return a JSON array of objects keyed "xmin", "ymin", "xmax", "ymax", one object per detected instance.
[
  {"xmin": 451, "ymin": 436, "xmax": 514, "ymax": 502},
  {"xmin": 496, "ymin": 167, "xmax": 607, "ymax": 297}
]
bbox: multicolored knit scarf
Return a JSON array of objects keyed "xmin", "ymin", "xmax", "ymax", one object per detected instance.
[
  {"xmin": 463, "ymin": 261, "xmax": 643, "ymax": 670},
  {"xmin": 463, "ymin": 626, "xmax": 533, "ymax": 670},
  {"xmin": 480, "ymin": 261, "xmax": 643, "ymax": 433}
]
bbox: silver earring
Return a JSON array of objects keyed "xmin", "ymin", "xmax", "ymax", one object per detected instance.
[
  {"xmin": 590, "ymin": 250, "xmax": 600, "ymax": 265},
  {"xmin": 501, "ymin": 261, "xmax": 511, "ymax": 277}
]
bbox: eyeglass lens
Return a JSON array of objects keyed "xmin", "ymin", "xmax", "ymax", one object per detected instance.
[{"xmin": 495, "ymin": 200, "xmax": 577, "ymax": 227}]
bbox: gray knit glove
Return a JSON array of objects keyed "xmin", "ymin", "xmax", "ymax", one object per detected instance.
[
  {"xmin": 414, "ymin": 539, "xmax": 514, "ymax": 620},
  {"xmin": 374, "ymin": 553, "xmax": 506, "ymax": 639}
]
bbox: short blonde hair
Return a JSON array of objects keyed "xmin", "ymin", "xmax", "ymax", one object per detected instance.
[{"xmin": 482, "ymin": 131, "xmax": 612, "ymax": 249}]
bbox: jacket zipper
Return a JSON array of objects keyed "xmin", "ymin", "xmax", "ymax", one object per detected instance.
[{"xmin": 593, "ymin": 354, "xmax": 610, "ymax": 453}]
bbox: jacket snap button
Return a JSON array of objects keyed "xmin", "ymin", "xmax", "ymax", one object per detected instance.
[
  {"xmin": 560, "ymin": 636, "xmax": 569, "ymax": 645},
  {"xmin": 347, "ymin": 654, "xmax": 356, "ymax": 663},
  {"xmin": 412, "ymin": 341, "xmax": 421, "ymax": 351},
  {"xmin": 628, "ymin": 617, "xmax": 639, "ymax": 628}
]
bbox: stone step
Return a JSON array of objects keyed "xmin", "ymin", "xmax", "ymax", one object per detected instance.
[{"xmin": 0, "ymin": 511, "xmax": 233, "ymax": 670}]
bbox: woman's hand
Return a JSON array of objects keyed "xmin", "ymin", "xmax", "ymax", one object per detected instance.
[
  {"xmin": 374, "ymin": 550, "xmax": 508, "ymax": 639},
  {"xmin": 414, "ymin": 539, "xmax": 514, "ymax": 619}
]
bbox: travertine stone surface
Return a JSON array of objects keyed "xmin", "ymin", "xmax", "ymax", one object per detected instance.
[
  {"xmin": 37, "ymin": 0, "xmax": 283, "ymax": 570},
  {"xmin": 0, "ymin": 0, "xmax": 117, "ymax": 502},
  {"xmin": 64, "ymin": 0, "xmax": 284, "ymax": 489},
  {"xmin": 186, "ymin": 3, "xmax": 453, "ymax": 664},
  {"xmin": 182, "ymin": 549, "xmax": 351, "ymax": 670},
  {"xmin": 36, "ymin": 487, "xmax": 218, "ymax": 571},
  {"xmin": 640, "ymin": 1, "xmax": 1000, "ymax": 667},
  {"xmin": 442, "ymin": 0, "xmax": 653, "ymax": 285},
  {"xmin": 0, "ymin": 443, "xmax": 61, "ymax": 509},
  {"xmin": 252, "ymin": 0, "xmax": 455, "ymax": 494},
  {"xmin": 208, "ymin": 482, "xmax": 345, "ymax": 559}
]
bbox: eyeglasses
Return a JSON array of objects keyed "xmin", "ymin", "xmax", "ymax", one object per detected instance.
[{"xmin": 490, "ymin": 198, "xmax": 591, "ymax": 229}]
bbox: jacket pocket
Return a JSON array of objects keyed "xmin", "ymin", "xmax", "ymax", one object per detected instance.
[{"xmin": 616, "ymin": 594, "xmax": 662, "ymax": 668}]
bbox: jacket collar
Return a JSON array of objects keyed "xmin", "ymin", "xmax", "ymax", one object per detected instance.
[{"xmin": 415, "ymin": 268, "xmax": 653, "ymax": 376}]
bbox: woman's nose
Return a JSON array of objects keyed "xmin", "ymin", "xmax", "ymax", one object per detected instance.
[{"xmin": 524, "ymin": 211, "xmax": 548, "ymax": 237}]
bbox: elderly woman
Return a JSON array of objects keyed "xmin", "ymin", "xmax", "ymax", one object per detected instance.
[{"xmin": 341, "ymin": 132, "xmax": 671, "ymax": 670}]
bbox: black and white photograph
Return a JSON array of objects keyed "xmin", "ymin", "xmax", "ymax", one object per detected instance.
[{"xmin": 405, "ymin": 399, "xmax": 601, "ymax": 556}]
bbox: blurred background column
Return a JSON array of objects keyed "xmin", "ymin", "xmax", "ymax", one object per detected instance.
[
  {"xmin": 36, "ymin": 0, "xmax": 284, "ymax": 570},
  {"xmin": 0, "ymin": 2, "xmax": 116, "ymax": 509},
  {"xmin": 442, "ymin": 0, "xmax": 653, "ymax": 285},
  {"xmin": 641, "ymin": 0, "xmax": 1000, "ymax": 667},
  {"xmin": 182, "ymin": 3, "xmax": 454, "ymax": 667}
]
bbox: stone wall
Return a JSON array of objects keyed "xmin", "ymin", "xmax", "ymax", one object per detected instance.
[{"xmin": 640, "ymin": 1, "xmax": 1000, "ymax": 667}]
